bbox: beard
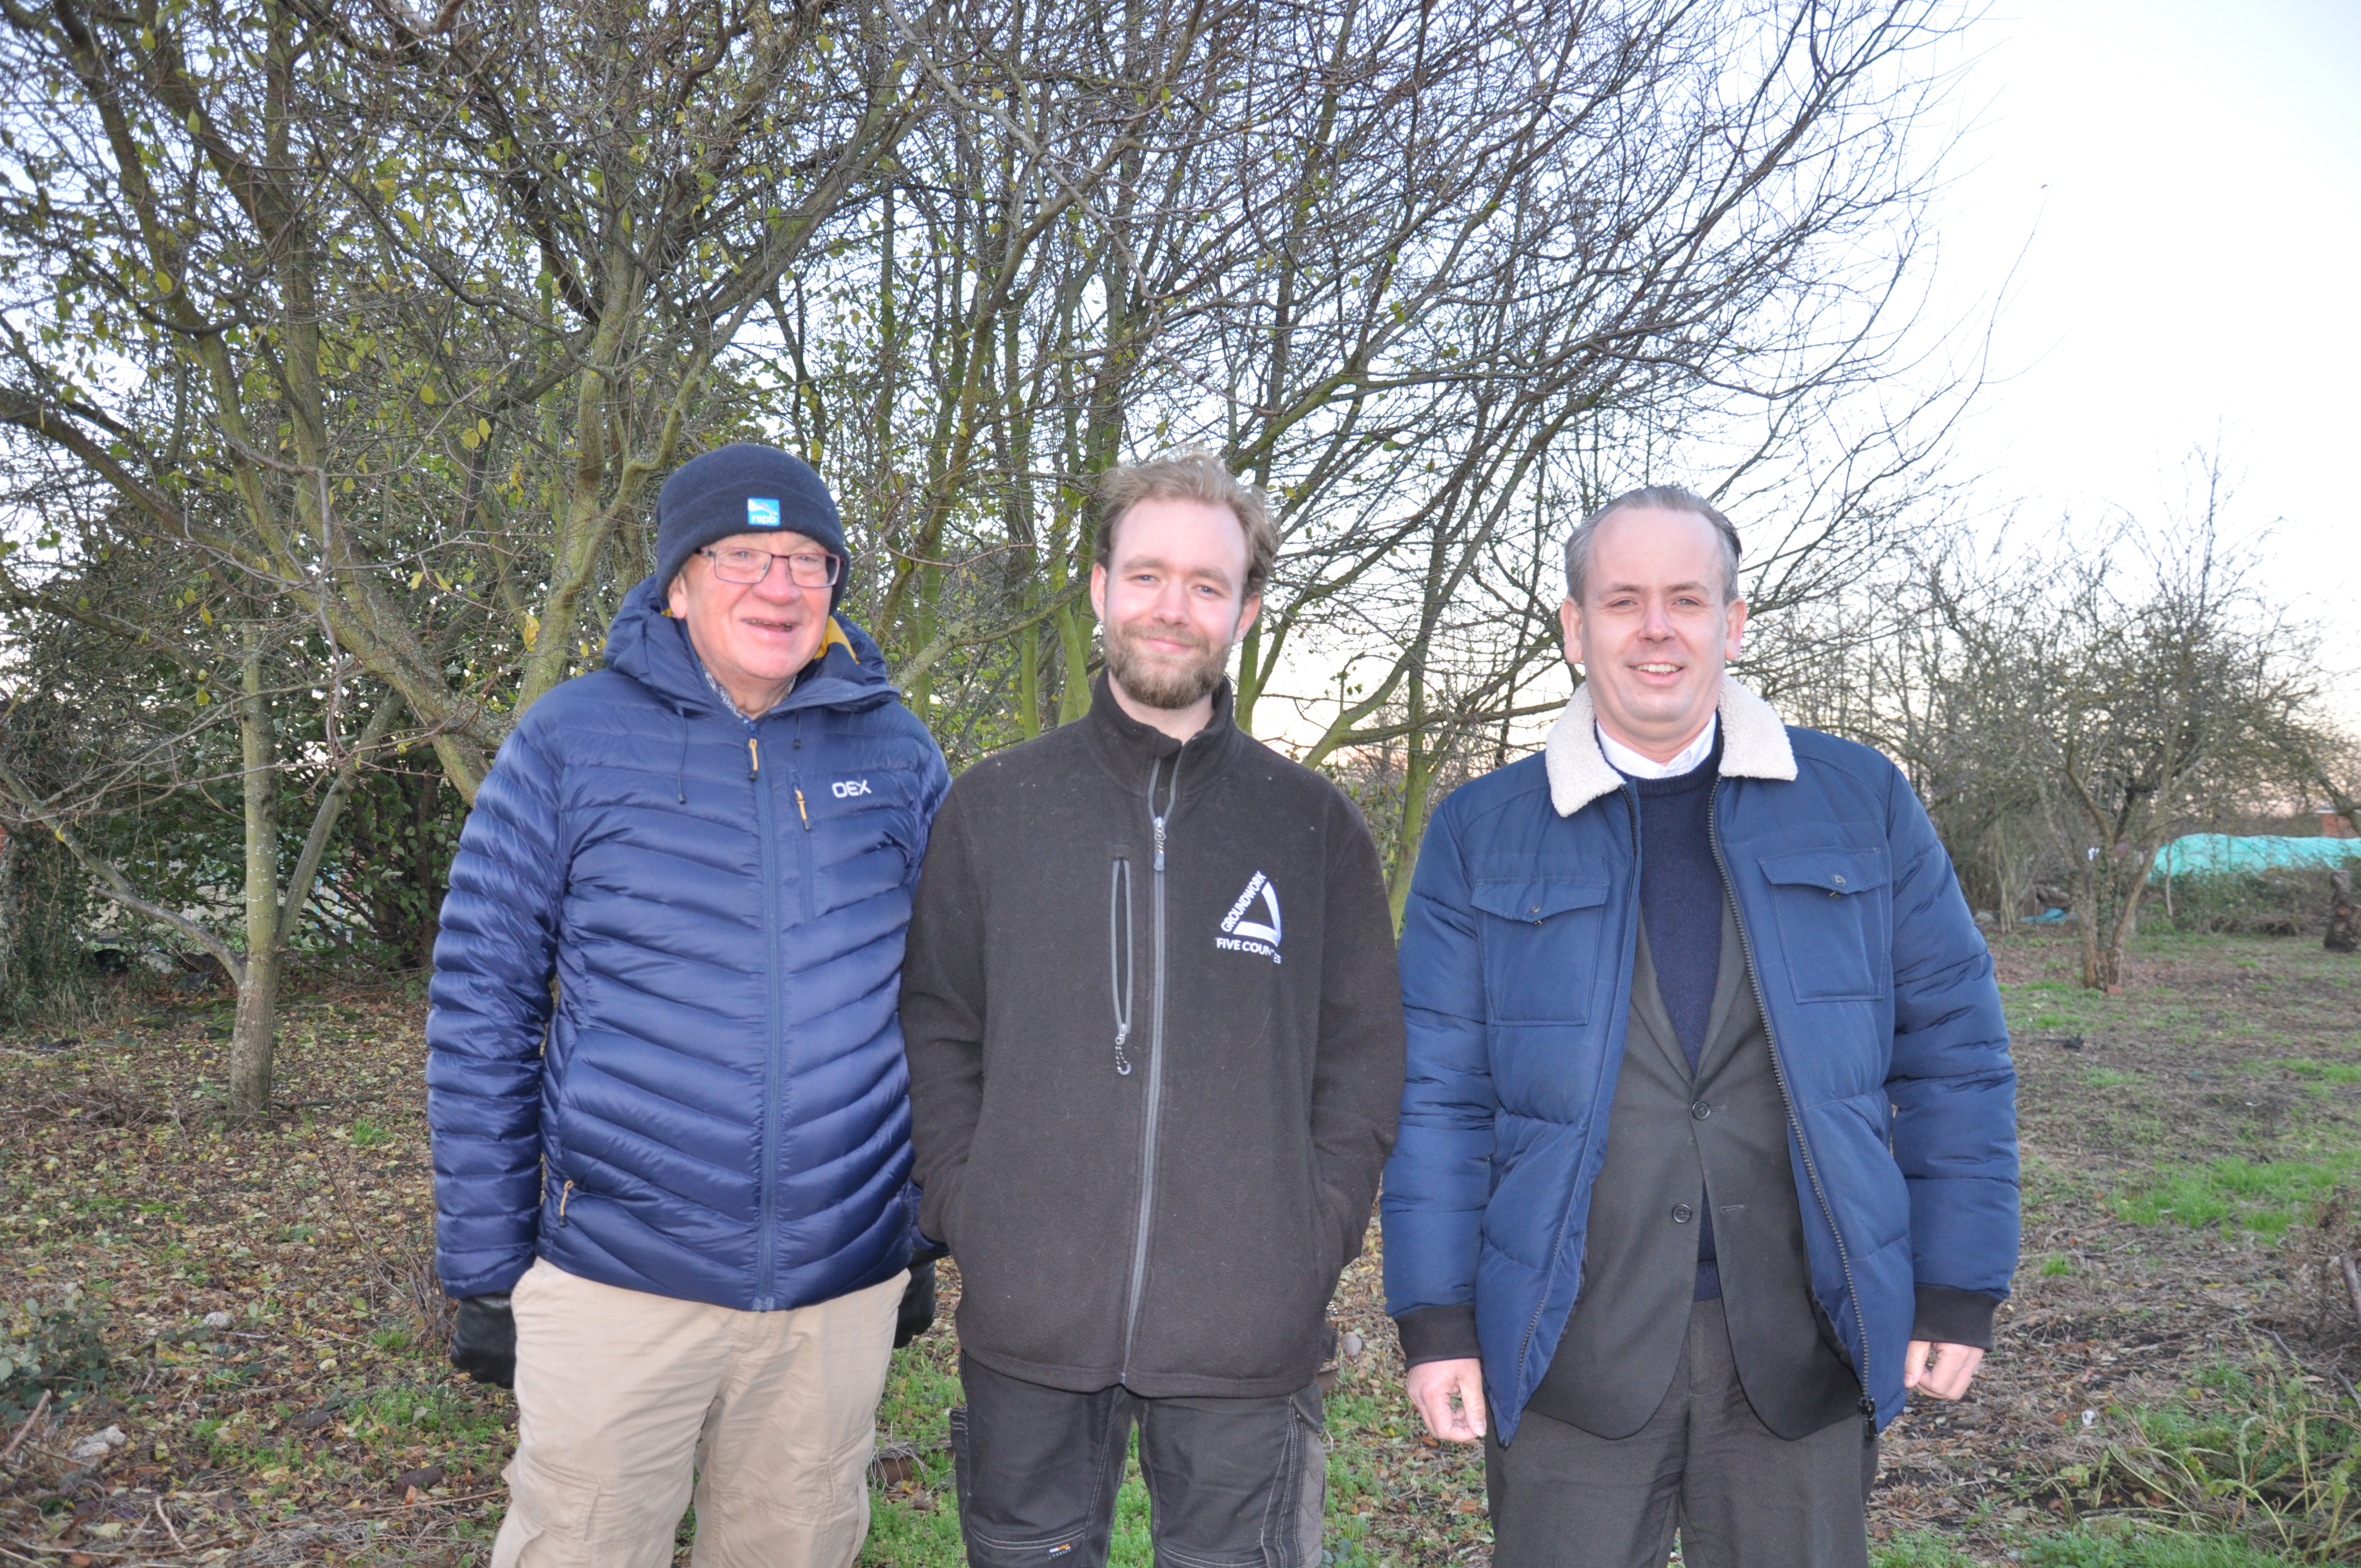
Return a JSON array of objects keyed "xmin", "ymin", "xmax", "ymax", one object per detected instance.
[{"xmin": 1103, "ymin": 612, "xmax": 1233, "ymax": 710}]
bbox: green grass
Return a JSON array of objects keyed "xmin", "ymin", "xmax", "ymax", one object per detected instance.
[
  {"xmin": 2055, "ymin": 1354, "xmax": 2361, "ymax": 1564},
  {"xmin": 1875, "ymin": 1530, "xmax": 1982, "ymax": 1566},
  {"xmin": 2019, "ymin": 1527, "xmax": 2304, "ymax": 1566},
  {"xmin": 2249, "ymin": 1058, "xmax": 2361, "ymax": 1084},
  {"xmin": 1876, "ymin": 1523, "xmax": 2312, "ymax": 1567},
  {"xmin": 2112, "ymin": 1154, "xmax": 2361, "ymax": 1238},
  {"xmin": 341, "ymin": 1380, "xmax": 516, "ymax": 1475},
  {"xmin": 2083, "ymin": 1068, "xmax": 2140, "ymax": 1088}
]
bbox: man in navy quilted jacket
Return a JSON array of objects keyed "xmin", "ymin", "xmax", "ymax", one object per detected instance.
[
  {"xmin": 1380, "ymin": 487, "xmax": 2019, "ymax": 1567},
  {"xmin": 425, "ymin": 444, "xmax": 949, "ymax": 1568}
]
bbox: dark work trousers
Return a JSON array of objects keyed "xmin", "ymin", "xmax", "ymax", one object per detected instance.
[
  {"xmin": 1486, "ymin": 1299, "xmax": 1877, "ymax": 1568},
  {"xmin": 951, "ymin": 1354, "xmax": 1326, "ymax": 1568}
]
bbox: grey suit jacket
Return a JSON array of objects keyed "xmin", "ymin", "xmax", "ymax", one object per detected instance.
[{"xmin": 1524, "ymin": 905, "xmax": 1862, "ymax": 1440}]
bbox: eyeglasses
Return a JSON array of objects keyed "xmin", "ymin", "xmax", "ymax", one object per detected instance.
[{"xmin": 699, "ymin": 545, "xmax": 842, "ymax": 588}]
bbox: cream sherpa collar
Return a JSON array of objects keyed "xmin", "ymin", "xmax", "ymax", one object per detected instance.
[{"xmin": 1543, "ymin": 675, "xmax": 1797, "ymax": 818}]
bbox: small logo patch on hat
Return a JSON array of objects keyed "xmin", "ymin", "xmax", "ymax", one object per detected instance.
[{"xmin": 747, "ymin": 497, "xmax": 781, "ymax": 528}]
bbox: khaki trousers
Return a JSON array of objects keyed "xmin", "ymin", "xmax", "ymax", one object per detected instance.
[{"xmin": 492, "ymin": 1259, "xmax": 906, "ymax": 1568}]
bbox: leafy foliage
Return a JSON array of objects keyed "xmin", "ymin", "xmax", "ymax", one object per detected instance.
[{"xmin": 1, "ymin": 1282, "xmax": 111, "ymax": 1422}]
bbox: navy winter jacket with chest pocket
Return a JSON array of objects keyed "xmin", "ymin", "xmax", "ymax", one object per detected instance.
[
  {"xmin": 1380, "ymin": 677, "xmax": 2019, "ymax": 1442},
  {"xmin": 426, "ymin": 574, "xmax": 950, "ymax": 1312}
]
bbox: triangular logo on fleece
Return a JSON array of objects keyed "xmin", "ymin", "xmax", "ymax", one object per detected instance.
[{"xmin": 1216, "ymin": 872, "xmax": 1282, "ymax": 964}]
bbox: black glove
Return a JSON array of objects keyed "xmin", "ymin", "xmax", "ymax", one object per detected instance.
[
  {"xmin": 450, "ymin": 1293, "xmax": 516, "ymax": 1389},
  {"xmin": 894, "ymin": 1259, "xmax": 938, "ymax": 1349}
]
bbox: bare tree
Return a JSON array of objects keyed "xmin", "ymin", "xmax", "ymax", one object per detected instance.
[
  {"xmin": 1837, "ymin": 473, "xmax": 2331, "ymax": 990},
  {"xmin": 0, "ymin": 0, "xmax": 938, "ymax": 1109},
  {"xmin": 780, "ymin": 0, "xmax": 1977, "ymax": 917},
  {"xmin": 0, "ymin": 0, "xmax": 932, "ymax": 800}
]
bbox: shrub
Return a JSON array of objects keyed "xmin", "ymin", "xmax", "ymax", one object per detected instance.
[
  {"xmin": 2152, "ymin": 867, "xmax": 2357, "ymax": 938},
  {"xmin": 2055, "ymin": 1345, "xmax": 2361, "ymax": 1563},
  {"xmin": 0, "ymin": 829, "xmax": 94, "ymax": 1025}
]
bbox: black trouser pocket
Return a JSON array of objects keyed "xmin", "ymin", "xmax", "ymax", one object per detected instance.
[
  {"xmin": 1266, "ymin": 1382, "xmax": 1329, "ymax": 1568},
  {"xmin": 951, "ymin": 1366, "xmax": 1124, "ymax": 1567}
]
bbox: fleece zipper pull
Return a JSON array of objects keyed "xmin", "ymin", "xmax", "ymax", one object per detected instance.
[
  {"xmin": 747, "ymin": 736, "xmax": 759, "ymax": 779},
  {"xmin": 1110, "ymin": 858, "xmax": 1135, "ymax": 1076}
]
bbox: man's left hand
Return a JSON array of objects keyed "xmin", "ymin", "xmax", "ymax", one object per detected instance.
[
  {"xmin": 1903, "ymin": 1339, "xmax": 1984, "ymax": 1400},
  {"xmin": 894, "ymin": 1259, "xmax": 938, "ymax": 1349}
]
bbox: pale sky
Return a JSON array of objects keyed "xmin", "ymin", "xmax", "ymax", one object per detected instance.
[{"xmin": 1930, "ymin": 0, "xmax": 2360, "ymax": 723}]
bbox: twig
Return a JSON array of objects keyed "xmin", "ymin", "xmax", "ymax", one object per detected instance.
[
  {"xmin": 154, "ymin": 1495, "xmax": 187, "ymax": 1553},
  {"xmin": 341, "ymin": 1486, "xmax": 503, "ymax": 1516},
  {"xmin": 0, "ymin": 1388, "xmax": 51, "ymax": 1466},
  {"xmin": 4, "ymin": 1542, "xmax": 136, "ymax": 1559},
  {"xmin": 2341, "ymin": 1254, "xmax": 2361, "ymax": 1330}
]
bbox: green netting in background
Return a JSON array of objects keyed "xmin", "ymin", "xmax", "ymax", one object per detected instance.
[{"xmin": 2156, "ymin": 834, "xmax": 2361, "ymax": 876}]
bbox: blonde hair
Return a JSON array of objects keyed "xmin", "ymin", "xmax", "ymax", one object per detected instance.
[{"xmin": 1095, "ymin": 452, "xmax": 1277, "ymax": 600}]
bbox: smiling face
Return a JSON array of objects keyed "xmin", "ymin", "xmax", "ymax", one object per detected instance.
[
  {"xmin": 667, "ymin": 529, "xmax": 831, "ymax": 716},
  {"xmin": 1090, "ymin": 496, "xmax": 1261, "ymax": 738},
  {"xmin": 1559, "ymin": 505, "xmax": 1747, "ymax": 763}
]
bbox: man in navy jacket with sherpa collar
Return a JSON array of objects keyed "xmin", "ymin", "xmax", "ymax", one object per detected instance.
[
  {"xmin": 426, "ymin": 444, "xmax": 948, "ymax": 1568},
  {"xmin": 1380, "ymin": 486, "xmax": 2019, "ymax": 1567}
]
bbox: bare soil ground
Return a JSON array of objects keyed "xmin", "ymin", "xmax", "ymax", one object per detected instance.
[{"xmin": 2, "ymin": 928, "xmax": 2356, "ymax": 1565}]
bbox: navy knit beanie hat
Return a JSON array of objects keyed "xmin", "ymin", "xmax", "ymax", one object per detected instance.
[{"xmin": 655, "ymin": 444, "xmax": 849, "ymax": 609}]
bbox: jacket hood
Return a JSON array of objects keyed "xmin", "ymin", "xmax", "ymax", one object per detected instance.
[
  {"xmin": 602, "ymin": 573, "xmax": 896, "ymax": 718},
  {"xmin": 1543, "ymin": 674, "xmax": 1797, "ymax": 816}
]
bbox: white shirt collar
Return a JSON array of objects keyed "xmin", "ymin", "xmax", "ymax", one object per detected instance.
[{"xmin": 1597, "ymin": 714, "xmax": 1718, "ymax": 780}]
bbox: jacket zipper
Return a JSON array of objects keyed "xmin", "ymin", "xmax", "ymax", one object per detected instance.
[
  {"xmin": 1513, "ymin": 783, "xmax": 1643, "ymax": 1386},
  {"xmin": 791, "ymin": 716, "xmax": 815, "ymax": 921},
  {"xmin": 751, "ymin": 727, "xmax": 787, "ymax": 1311},
  {"xmin": 1706, "ymin": 780, "xmax": 1877, "ymax": 1428},
  {"xmin": 1109, "ymin": 857, "xmax": 1135, "ymax": 1076},
  {"xmin": 1120, "ymin": 752, "xmax": 1179, "ymax": 1378},
  {"xmin": 557, "ymin": 1179, "xmax": 573, "ymax": 1226}
]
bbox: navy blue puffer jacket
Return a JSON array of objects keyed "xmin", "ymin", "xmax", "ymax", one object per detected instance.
[
  {"xmin": 1381, "ymin": 679, "xmax": 2017, "ymax": 1441},
  {"xmin": 427, "ymin": 575, "xmax": 949, "ymax": 1311}
]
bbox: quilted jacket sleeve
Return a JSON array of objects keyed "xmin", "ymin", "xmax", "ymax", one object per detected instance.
[
  {"xmin": 425, "ymin": 726, "xmax": 567, "ymax": 1299},
  {"xmin": 1380, "ymin": 802, "xmax": 1494, "ymax": 1364},
  {"xmin": 1881, "ymin": 758, "xmax": 2020, "ymax": 1343}
]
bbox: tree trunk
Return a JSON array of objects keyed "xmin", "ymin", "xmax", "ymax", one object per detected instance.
[
  {"xmin": 229, "ymin": 944, "xmax": 281, "ymax": 1119},
  {"xmin": 2330, "ymin": 868, "xmax": 2359, "ymax": 955},
  {"xmin": 2076, "ymin": 857, "xmax": 2107, "ymax": 989},
  {"xmin": 1387, "ymin": 666, "xmax": 1433, "ymax": 934},
  {"xmin": 2095, "ymin": 847, "xmax": 2159, "ymax": 993},
  {"xmin": 231, "ymin": 627, "xmax": 281, "ymax": 1119}
]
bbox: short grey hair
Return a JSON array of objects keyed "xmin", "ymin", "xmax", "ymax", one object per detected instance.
[{"xmin": 1564, "ymin": 485, "xmax": 1743, "ymax": 606}]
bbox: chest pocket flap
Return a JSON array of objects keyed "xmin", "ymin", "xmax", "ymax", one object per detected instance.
[
  {"xmin": 1756, "ymin": 846, "xmax": 1890, "ymax": 1004},
  {"xmin": 1469, "ymin": 875, "xmax": 1611, "ymax": 1023},
  {"xmin": 1470, "ymin": 877, "xmax": 1609, "ymax": 924},
  {"xmin": 1756, "ymin": 847, "xmax": 1889, "ymax": 896}
]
